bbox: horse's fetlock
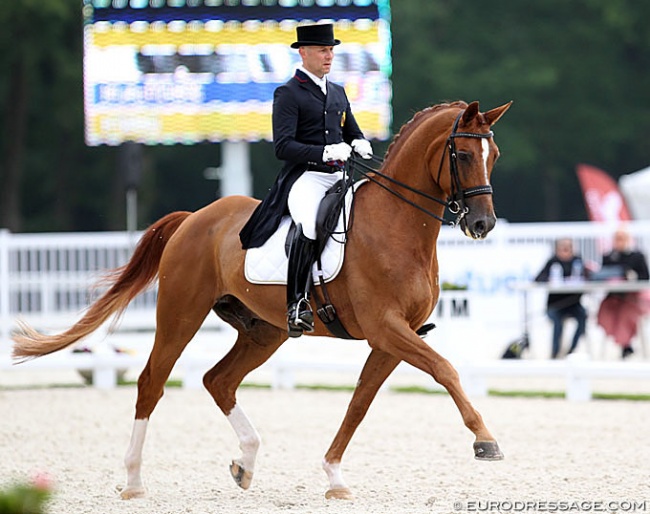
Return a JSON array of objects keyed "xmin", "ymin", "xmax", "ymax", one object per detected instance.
[
  {"xmin": 124, "ymin": 455, "xmax": 141, "ymax": 474},
  {"xmin": 240, "ymin": 434, "xmax": 261, "ymax": 454}
]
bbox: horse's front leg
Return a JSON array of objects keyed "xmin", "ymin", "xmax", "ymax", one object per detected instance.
[
  {"xmin": 435, "ymin": 354, "xmax": 504, "ymax": 460},
  {"xmin": 370, "ymin": 319, "xmax": 503, "ymax": 461},
  {"xmin": 323, "ymin": 348, "xmax": 401, "ymax": 500}
]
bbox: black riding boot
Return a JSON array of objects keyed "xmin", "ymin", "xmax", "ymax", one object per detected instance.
[{"xmin": 286, "ymin": 224, "xmax": 316, "ymax": 338}]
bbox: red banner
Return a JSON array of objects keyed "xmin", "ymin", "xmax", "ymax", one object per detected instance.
[{"xmin": 576, "ymin": 164, "xmax": 632, "ymax": 222}]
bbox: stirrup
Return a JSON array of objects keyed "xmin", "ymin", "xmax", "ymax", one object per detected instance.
[{"xmin": 287, "ymin": 297, "xmax": 314, "ymax": 337}]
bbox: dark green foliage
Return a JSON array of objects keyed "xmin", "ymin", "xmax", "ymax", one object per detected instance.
[
  {"xmin": 1, "ymin": 1, "xmax": 649, "ymax": 231},
  {"xmin": 391, "ymin": 0, "xmax": 650, "ymax": 221}
]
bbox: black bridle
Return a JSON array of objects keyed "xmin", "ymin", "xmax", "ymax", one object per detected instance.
[{"xmin": 349, "ymin": 110, "xmax": 494, "ymax": 227}]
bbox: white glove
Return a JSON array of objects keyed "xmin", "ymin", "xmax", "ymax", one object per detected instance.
[
  {"xmin": 322, "ymin": 142, "xmax": 352, "ymax": 163},
  {"xmin": 351, "ymin": 139, "xmax": 373, "ymax": 159}
]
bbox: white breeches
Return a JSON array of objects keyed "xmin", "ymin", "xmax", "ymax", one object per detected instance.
[{"xmin": 287, "ymin": 170, "xmax": 343, "ymax": 240}]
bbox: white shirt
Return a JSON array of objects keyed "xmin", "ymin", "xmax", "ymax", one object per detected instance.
[{"xmin": 299, "ymin": 65, "xmax": 327, "ymax": 96}]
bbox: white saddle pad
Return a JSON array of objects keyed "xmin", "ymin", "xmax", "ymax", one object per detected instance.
[{"xmin": 244, "ymin": 181, "xmax": 360, "ymax": 285}]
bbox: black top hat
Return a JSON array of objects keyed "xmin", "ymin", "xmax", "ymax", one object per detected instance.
[{"xmin": 291, "ymin": 23, "xmax": 341, "ymax": 49}]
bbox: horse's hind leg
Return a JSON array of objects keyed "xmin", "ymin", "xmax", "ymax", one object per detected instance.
[
  {"xmin": 323, "ymin": 349, "xmax": 401, "ymax": 500},
  {"xmin": 203, "ymin": 296, "xmax": 287, "ymax": 491},
  {"xmin": 119, "ymin": 288, "xmax": 214, "ymax": 499}
]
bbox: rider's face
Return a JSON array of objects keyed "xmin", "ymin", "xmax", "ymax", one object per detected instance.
[{"xmin": 299, "ymin": 45, "xmax": 334, "ymax": 78}]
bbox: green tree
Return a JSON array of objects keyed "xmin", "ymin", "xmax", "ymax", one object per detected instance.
[
  {"xmin": 391, "ymin": 0, "xmax": 650, "ymax": 221},
  {"xmin": 0, "ymin": 0, "xmax": 122, "ymax": 231},
  {"xmin": 0, "ymin": 1, "xmax": 71, "ymax": 231},
  {"xmin": 2, "ymin": 0, "xmax": 650, "ymax": 231}
]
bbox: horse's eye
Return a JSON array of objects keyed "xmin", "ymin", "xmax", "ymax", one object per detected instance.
[{"xmin": 457, "ymin": 151, "xmax": 471, "ymax": 162}]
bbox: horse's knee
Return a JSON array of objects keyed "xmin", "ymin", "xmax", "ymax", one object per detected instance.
[{"xmin": 432, "ymin": 360, "xmax": 460, "ymax": 388}]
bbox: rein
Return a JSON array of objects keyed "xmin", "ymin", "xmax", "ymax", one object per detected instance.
[
  {"xmin": 312, "ymin": 109, "xmax": 495, "ymax": 339},
  {"xmin": 350, "ymin": 110, "xmax": 494, "ymax": 227}
]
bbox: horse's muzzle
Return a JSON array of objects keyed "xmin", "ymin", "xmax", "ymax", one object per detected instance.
[{"xmin": 461, "ymin": 210, "xmax": 496, "ymax": 240}]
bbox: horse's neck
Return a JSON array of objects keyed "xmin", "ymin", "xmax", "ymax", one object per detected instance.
[
  {"xmin": 359, "ymin": 167, "xmax": 444, "ymax": 264},
  {"xmin": 356, "ymin": 117, "xmax": 450, "ymax": 266},
  {"xmin": 387, "ymin": 123, "xmax": 447, "ymax": 196},
  {"xmin": 378, "ymin": 135, "xmax": 446, "ymax": 226}
]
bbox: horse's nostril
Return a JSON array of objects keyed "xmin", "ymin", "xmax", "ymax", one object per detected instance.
[{"xmin": 470, "ymin": 216, "xmax": 496, "ymax": 238}]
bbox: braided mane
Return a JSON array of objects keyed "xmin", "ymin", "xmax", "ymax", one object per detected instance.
[{"xmin": 382, "ymin": 101, "xmax": 468, "ymax": 167}]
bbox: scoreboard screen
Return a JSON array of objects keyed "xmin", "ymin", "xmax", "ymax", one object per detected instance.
[{"xmin": 82, "ymin": 0, "xmax": 392, "ymax": 145}]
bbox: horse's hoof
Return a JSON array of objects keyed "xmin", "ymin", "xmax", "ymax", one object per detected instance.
[
  {"xmin": 325, "ymin": 487, "xmax": 354, "ymax": 500},
  {"xmin": 473, "ymin": 441, "xmax": 504, "ymax": 461},
  {"xmin": 230, "ymin": 460, "xmax": 254, "ymax": 490},
  {"xmin": 116, "ymin": 484, "xmax": 146, "ymax": 500}
]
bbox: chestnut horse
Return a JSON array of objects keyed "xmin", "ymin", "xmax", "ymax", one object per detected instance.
[{"xmin": 13, "ymin": 100, "xmax": 511, "ymax": 500}]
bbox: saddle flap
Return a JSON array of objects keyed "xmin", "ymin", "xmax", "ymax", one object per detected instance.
[
  {"xmin": 315, "ymin": 177, "xmax": 353, "ymax": 256},
  {"xmin": 245, "ymin": 180, "xmax": 365, "ymax": 285}
]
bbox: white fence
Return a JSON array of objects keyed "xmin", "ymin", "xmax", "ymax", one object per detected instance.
[{"xmin": 1, "ymin": 220, "xmax": 650, "ymax": 400}]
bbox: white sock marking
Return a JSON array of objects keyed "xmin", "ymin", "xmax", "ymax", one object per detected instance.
[
  {"xmin": 124, "ymin": 418, "xmax": 148, "ymax": 490},
  {"xmin": 227, "ymin": 404, "xmax": 261, "ymax": 471},
  {"xmin": 323, "ymin": 459, "xmax": 348, "ymax": 490}
]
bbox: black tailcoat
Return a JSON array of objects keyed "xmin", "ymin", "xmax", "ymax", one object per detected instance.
[{"xmin": 239, "ymin": 69, "xmax": 364, "ymax": 249}]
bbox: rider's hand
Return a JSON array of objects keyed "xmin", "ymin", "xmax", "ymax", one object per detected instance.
[
  {"xmin": 322, "ymin": 142, "xmax": 352, "ymax": 163},
  {"xmin": 351, "ymin": 139, "xmax": 373, "ymax": 159}
]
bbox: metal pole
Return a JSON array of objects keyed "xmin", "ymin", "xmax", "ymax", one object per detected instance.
[
  {"xmin": 126, "ymin": 188, "xmax": 138, "ymax": 233},
  {"xmin": 220, "ymin": 141, "xmax": 252, "ymax": 197}
]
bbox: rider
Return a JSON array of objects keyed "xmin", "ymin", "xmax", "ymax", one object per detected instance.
[{"xmin": 239, "ymin": 23, "xmax": 373, "ymax": 337}]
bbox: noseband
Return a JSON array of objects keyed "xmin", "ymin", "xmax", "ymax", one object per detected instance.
[{"xmin": 350, "ymin": 109, "xmax": 494, "ymax": 227}]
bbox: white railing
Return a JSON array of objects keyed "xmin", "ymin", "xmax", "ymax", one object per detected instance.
[{"xmin": 2, "ymin": 220, "xmax": 650, "ymax": 399}]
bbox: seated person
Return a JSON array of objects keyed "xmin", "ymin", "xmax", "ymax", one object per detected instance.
[
  {"xmin": 596, "ymin": 228, "xmax": 650, "ymax": 359},
  {"xmin": 535, "ymin": 238, "xmax": 589, "ymax": 359}
]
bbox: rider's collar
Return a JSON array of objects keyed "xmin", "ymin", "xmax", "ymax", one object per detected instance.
[{"xmin": 298, "ymin": 66, "xmax": 328, "ymax": 95}]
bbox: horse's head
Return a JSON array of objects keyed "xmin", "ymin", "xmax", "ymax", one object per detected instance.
[{"xmin": 431, "ymin": 101, "xmax": 512, "ymax": 239}]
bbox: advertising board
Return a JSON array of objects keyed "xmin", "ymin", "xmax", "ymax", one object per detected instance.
[{"xmin": 83, "ymin": 0, "xmax": 392, "ymax": 145}]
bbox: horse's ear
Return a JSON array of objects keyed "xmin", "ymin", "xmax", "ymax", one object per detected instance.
[
  {"xmin": 462, "ymin": 101, "xmax": 480, "ymax": 125},
  {"xmin": 483, "ymin": 101, "xmax": 513, "ymax": 127}
]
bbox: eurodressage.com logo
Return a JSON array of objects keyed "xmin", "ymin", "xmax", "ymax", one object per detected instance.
[{"xmin": 453, "ymin": 500, "xmax": 649, "ymax": 512}]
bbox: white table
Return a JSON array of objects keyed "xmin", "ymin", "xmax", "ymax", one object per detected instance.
[
  {"xmin": 514, "ymin": 280, "xmax": 650, "ymax": 359},
  {"xmin": 518, "ymin": 280, "xmax": 650, "ymax": 295}
]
